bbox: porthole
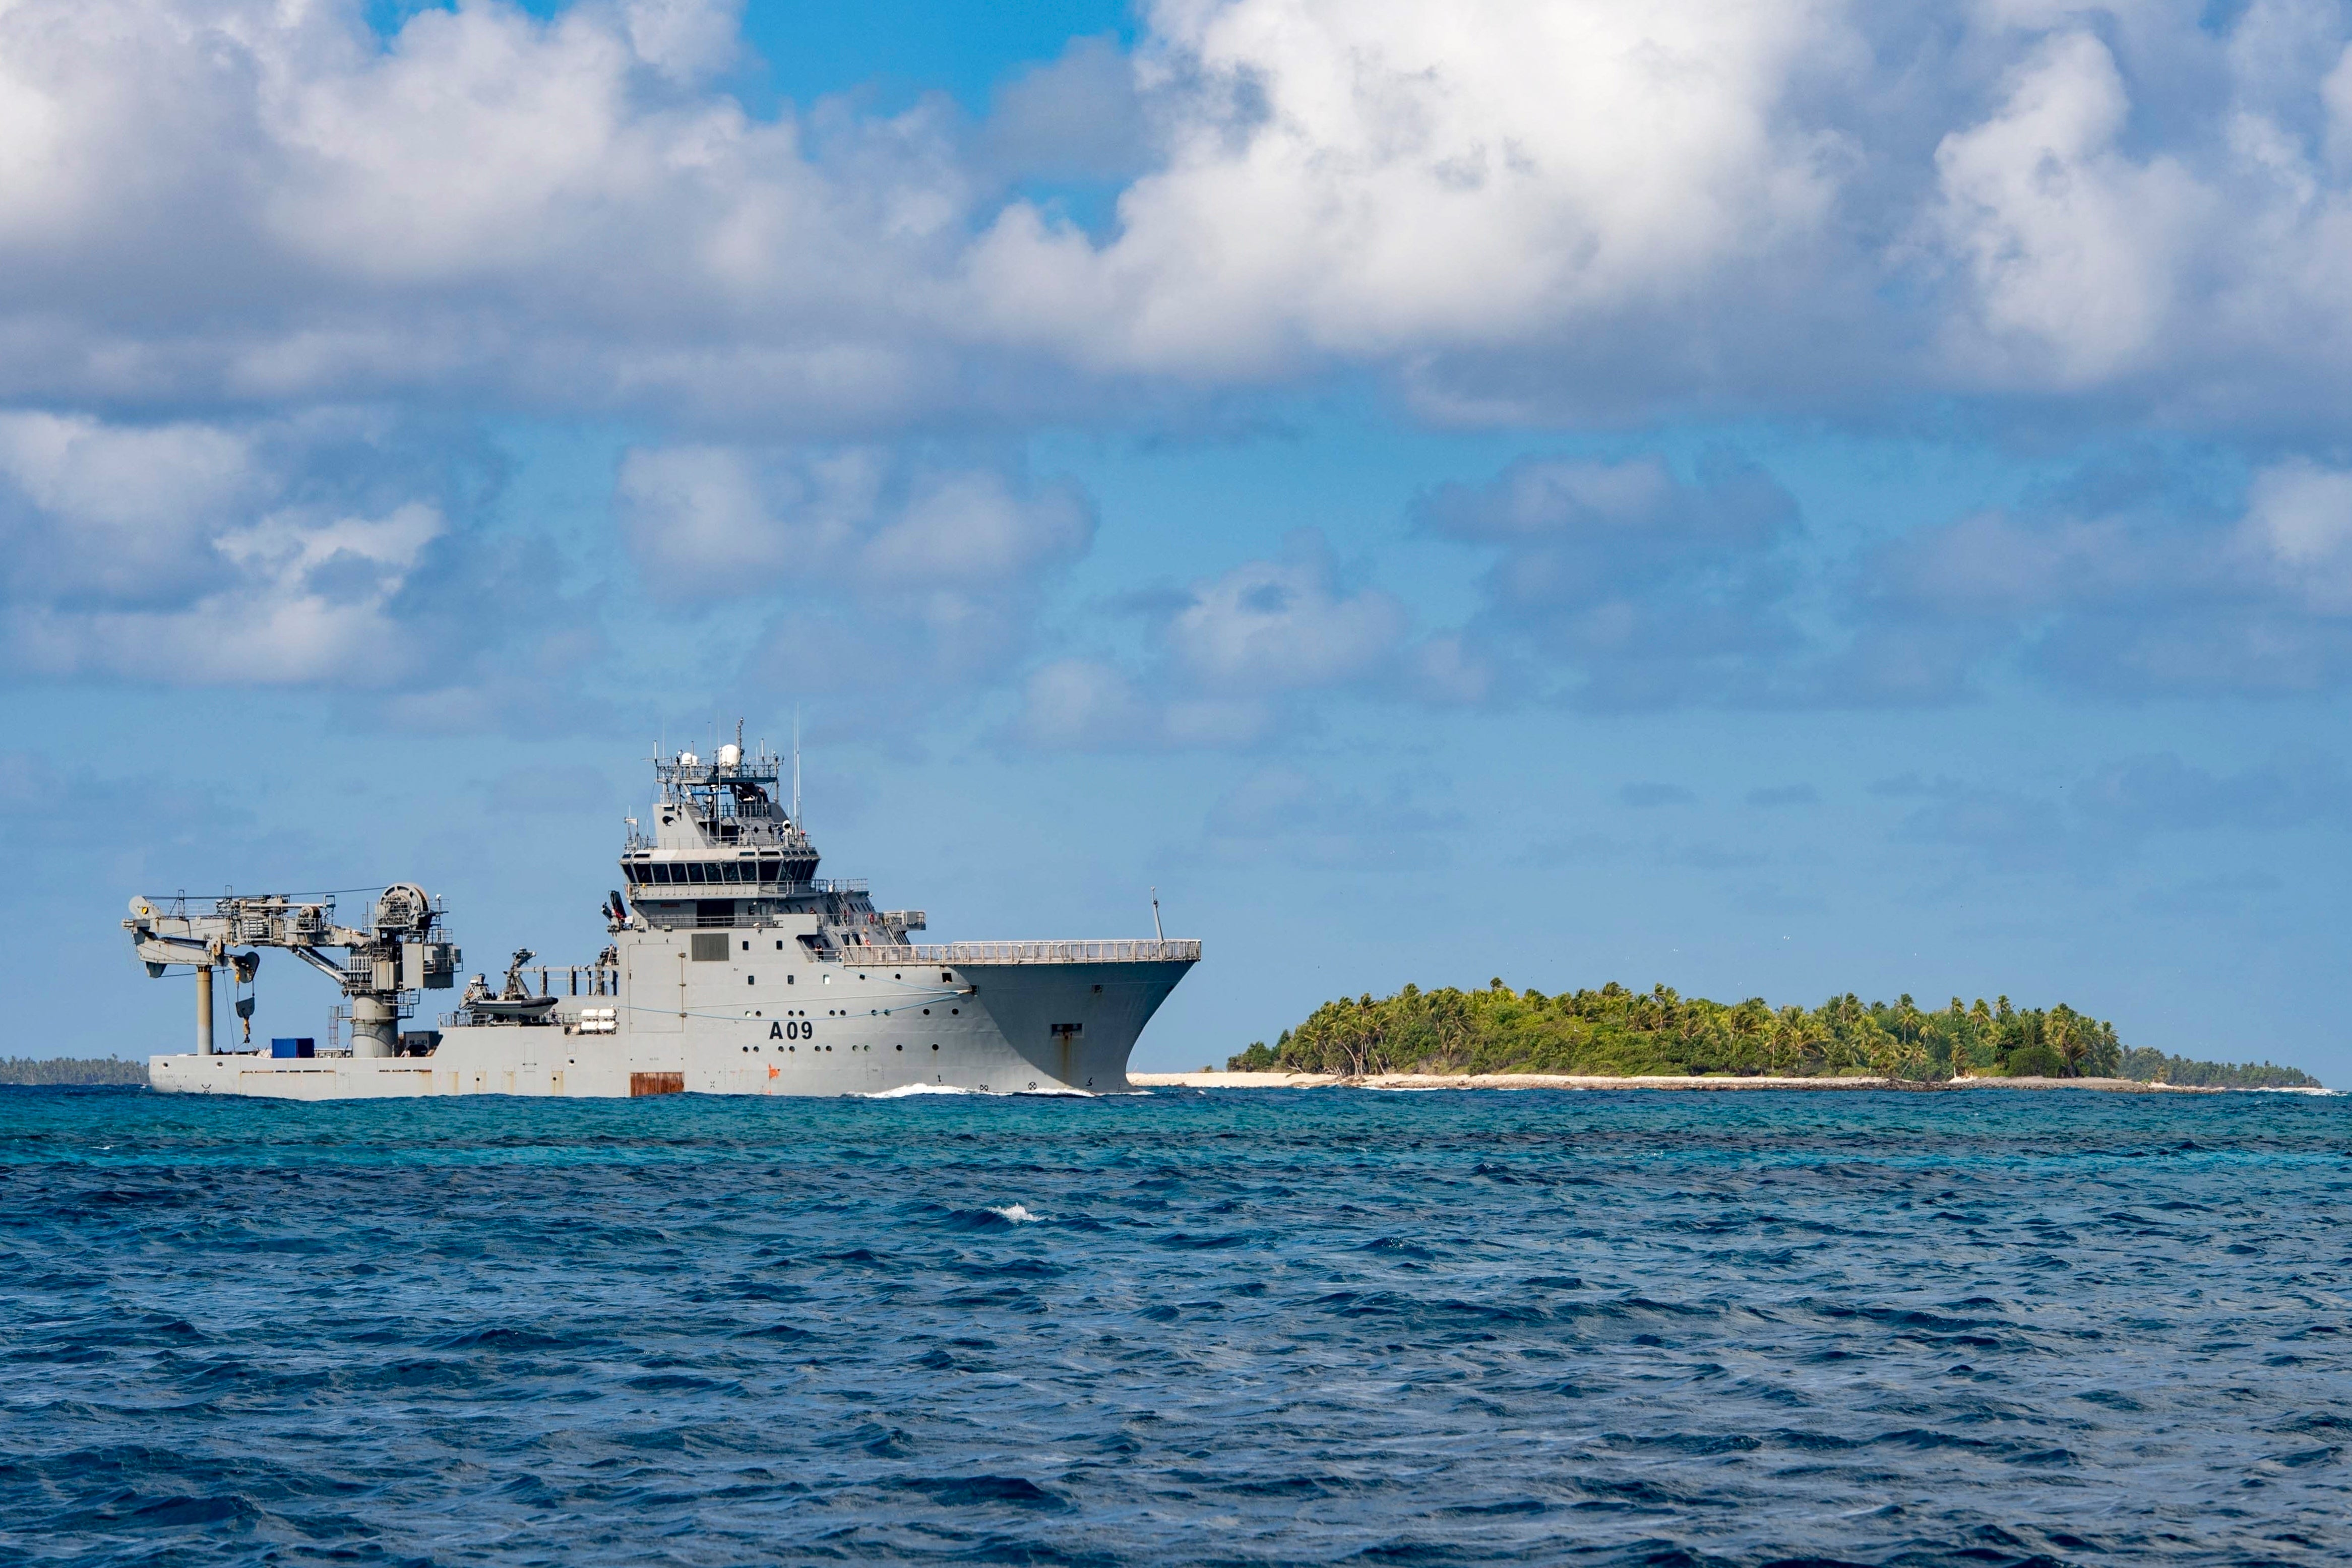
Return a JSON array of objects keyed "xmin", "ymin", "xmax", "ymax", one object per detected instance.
[
  {"xmin": 922, "ymin": 1008, "xmax": 930, "ymax": 1015},
  {"xmin": 895, "ymin": 1044, "xmax": 903, "ymax": 1051},
  {"xmin": 932, "ymin": 1043, "xmax": 939, "ymax": 1051}
]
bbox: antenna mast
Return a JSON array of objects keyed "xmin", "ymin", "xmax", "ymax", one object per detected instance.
[
  {"xmin": 792, "ymin": 709, "xmax": 802, "ymax": 825},
  {"xmin": 1151, "ymin": 887, "xmax": 1164, "ymax": 942}
]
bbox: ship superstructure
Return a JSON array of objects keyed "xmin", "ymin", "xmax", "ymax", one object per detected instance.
[{"xmin": 134, "ymin": 735, "xmax": 1198, "ymax": 1099}]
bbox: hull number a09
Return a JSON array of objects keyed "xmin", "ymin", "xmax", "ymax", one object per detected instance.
[{"xmin": 768, "ymin": 1021, "xmax": 814, "ymax": 1041}]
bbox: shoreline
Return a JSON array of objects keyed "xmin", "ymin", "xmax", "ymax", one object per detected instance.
[{"xmin": 1131, "ymin": 1071, "xmax": 2226, "ymax": 1093}]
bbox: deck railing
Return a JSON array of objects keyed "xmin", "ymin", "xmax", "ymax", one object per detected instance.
[
  {"xmin": 627, "ymin": 876, "xmax": 866, "ymax": 896},
  {"xmin": 824, "ymin": 939, "xmax": 1201, "ymax": 966},
  {"xmin": 515, "ymin": 965, "xmax": 619, "ymax": 997}
]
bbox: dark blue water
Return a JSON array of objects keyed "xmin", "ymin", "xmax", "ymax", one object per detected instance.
[{"xmin": 4, "ymin": 1086, "xmax": 2347, "ymax": 1567}]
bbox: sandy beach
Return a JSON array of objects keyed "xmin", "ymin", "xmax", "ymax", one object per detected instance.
[{"xmin": 1132, "ymin": 1071, "xmax": 2222, "ymax": 1093}]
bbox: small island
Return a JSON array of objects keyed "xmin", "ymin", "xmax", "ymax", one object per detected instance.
[
  {"xmin": 0, "ymin": 1056, "xmax": 149, "ymax": 1087},
  {"xmin": 1204, "ymin": 981, "xmax": 2320, "ymax": 1089}
]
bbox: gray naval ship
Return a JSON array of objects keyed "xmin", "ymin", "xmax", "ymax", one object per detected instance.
[{"xmin": 130, "ymin": 737, "xmax": 1198, "ymax": 1099}]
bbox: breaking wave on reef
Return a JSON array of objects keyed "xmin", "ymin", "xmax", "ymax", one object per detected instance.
[{"xmin": 4, "ymin": 1086, "xmax": 2346, "ymax": 1566}]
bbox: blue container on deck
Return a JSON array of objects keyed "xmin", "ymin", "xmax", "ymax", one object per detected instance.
[{"xmin": 270, "ymin": 1038, "xmax": 316, "ymax": 1059}]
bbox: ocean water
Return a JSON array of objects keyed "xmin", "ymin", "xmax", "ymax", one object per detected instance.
[{"xmin": 3, "ymin": 1087, "xmax": 2347, "ymax": 1567}]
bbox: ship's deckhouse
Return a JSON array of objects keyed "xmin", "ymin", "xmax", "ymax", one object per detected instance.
[
  {"xmin": 618, "ymin": 739, "xmax": 920, "ymax": 951},
  {"xmin": 627, "ymin": 740, "xmax": 820, "ymax": 882}
]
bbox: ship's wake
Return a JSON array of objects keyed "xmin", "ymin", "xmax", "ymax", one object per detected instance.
[{"xmin": 859, "ymin": 1083, "xmax": 1101, "ymax": 1100}]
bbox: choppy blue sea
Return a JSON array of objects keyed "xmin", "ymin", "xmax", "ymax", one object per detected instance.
[{"xmin": 3, "ymin": 1086, "xmax": 2347, "ymax": 1567}]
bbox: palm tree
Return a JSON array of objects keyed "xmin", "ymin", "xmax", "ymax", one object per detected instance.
[
  {"xmin": 1728, "ymin": 1000, "xmax": 1769, "ymax": 1074},
  {"xmin": 1961, "ymin": 998, "xmax": 1993, "ymax": 1075},
  {"xmin": 1856, "ymin": 1017, "xmax": 1906, "ymax": 1080},
  {"xmin": 1895, "ymin": 996, "xmax": 1925, "ymax": 1051},
  {"xmin": 2051, "ymin": 1007, "xmax": 2090, "ymax": 1077},
  {"xmin": 2093, "ymin": 1020, "xmax": 2122, "ymax": 1078}
]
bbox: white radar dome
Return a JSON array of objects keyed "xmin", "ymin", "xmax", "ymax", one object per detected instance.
[
  {"xmin": 717, "ymin": 743, "xmax": 741, "ymax": 768},
  {"xmin": 678, "ymin": 750, "xmax": 700, "ymax": 767}
]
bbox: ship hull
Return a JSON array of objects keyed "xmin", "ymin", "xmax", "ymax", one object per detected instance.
[{"xmin": 147, "ymin": 953, "xmax": 1192, "ymax": 1101}]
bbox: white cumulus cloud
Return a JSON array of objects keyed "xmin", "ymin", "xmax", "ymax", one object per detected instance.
[
  {"xmin": 2240, "ymin": 457, "xmax": 2352, "ymax": 611},
  {"xmin": 1011, "ymin": 530, "xmax": 1467, "ymax": 751},
  {"xmin": 616, "ymin": 442, "xmax": 1096, "ymax": 717},
  {"xmin": 1932, "ymin": 30, "xmax": 2209, "ymax": 388},
  {"xmin": 971, "ymin": 0, "xmax": 1852, "ymax": 377},
  {"xmin": 6, "ymin": 1, "xmax": 2352, "ymax": 427},
  {"xmin": 0, "ymin": 409, "xmax": 588, "ymax": 700}
]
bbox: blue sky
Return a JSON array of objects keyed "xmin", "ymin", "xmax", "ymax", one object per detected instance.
[{"xmin": 3, "ymin": 0, "xmax": 2349, "ymax": 1078}]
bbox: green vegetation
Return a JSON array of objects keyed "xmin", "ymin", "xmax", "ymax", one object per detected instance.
[
  {"xmin": 0, "ymin": 1057, "xmax": 148, "ymax": 1086},
  {"xmin": 1226, "ymin": 980, "xmax": 2321, "ymax": 1087},
  {"xmin": 2115, "ymin": 1047, "xmax": 2319, "ymax": 1089}
]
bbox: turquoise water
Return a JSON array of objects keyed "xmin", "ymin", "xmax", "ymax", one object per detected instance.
[{"xmin": 3, "ymin": 1086, "xmax": 2346, "ymax": 1565}]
